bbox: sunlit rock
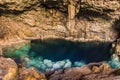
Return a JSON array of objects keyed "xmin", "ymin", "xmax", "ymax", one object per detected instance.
[
  {"xmin": 18, "ymin": 67, "xmax": 46, "ymax": 80},
  {"xmin": 0, "ymin": 57, "xmax": 18, "ymax": 80}
]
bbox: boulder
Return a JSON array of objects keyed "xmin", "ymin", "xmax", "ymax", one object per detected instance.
[
  {"xmin": 0, "ymin": 57, "xmax": 18, "ymax": 80},
  {"xmin": 18, "ymin": 67, "xmax": 47, "ymax": 80}
]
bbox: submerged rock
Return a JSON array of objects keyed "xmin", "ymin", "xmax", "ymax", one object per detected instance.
[
  {"xmin": 44, "ymin": 59, "xmax": 53, "ymax": 68},
  {"xmin": 63, "ymin": 59, "xmax": 72, "ymax": 68}
]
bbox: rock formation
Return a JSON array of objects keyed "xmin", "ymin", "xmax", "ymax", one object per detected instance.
[
  {"xmin": 0, "ymin": 57, "xmax": 18, "ymax": 80},
  {"xmin": 0, "ymin": 0, "xmax": 119, "ymax": 43},
  {"xmin": 0, "ymin": 0, "xmax": 120, "ymax": 80},
  {"xmin": 0, "ymin": 57, "xmax": 47, "ymax": 80},
  {"xmin": 46, "ymin": 62, "xmax": 120, "ymax": 80}
]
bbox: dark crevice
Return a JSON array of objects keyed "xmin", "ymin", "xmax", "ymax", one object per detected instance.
[
  {"xmin": 40, "ymin": 2, "xmax": 68, "ymax": 14},
  {"xmin": 0, "ymin": 2, "xmax": 40, "ymax": 15},
  {"xmin": 77, "ymin": 9, "xmax": 112, "ymax": 21},
  {"xmin": 3, "ymin": 38, "xmax": 114, "ymax": 72},
  {"xmin": 112, "ymin": 18, "xmax": 120, "ymax": 39}
]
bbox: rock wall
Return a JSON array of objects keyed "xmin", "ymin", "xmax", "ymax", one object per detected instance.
[
  {"xmin": 0, "ymin": 1, "xmax": 120, "ymax": 79},
  {"xmin": 0, "ymin": 0, "xmax": 119, "ymax": 44}
]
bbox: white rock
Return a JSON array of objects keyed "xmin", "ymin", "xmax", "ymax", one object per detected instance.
[
  {"xmin": 43, "ymin": 59, "xmax": 53, "ymax": 68},
  {"xmin": 52, "ymin": 62, "xmax": 62, "ymax": 70},
  {"xmin": 63, "ymin": 59, "xmax": 72, "ymax": 68},
  {"xmin": 52, "ymin": 64, "xmax": 61, "ymax": 69}
]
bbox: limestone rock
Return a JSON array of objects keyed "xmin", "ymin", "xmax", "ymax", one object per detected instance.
[
  {"xmin": 115, "ymin": 39, "xmax": 120, "ymax": 55},
  {"xmin": 47, "ymin": 62, "xmax": 120, "ymax": 80},
  {"xmin": 0, "ymin": 0, "xmax": 40, "ymax": 11},
  {"xmin": 0, "ymin": 47, "xmax": 2, "ymax": 56},
  {"xmin": 0, "ymin": 57, "xmax": 18, "ymax": 80},
  {"xmin": 18, "ymin": 67, "xmax": 47, "ymax": 80},
  {"xmin": 68, "ymin": 4, "xmax": 75, "ymax": 20},
  {"xmin": 47, "ymin": 65, "xmax": 92, "ymax": 80},
  {"xmin": 0, "ymin": 0, "xmax": 119, "ymax": 43}
]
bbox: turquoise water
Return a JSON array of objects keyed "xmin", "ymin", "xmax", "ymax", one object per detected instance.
[
  {"xmin": 108, "ymin": 54, "xmax": 120, "ymax": 68},
  {"xmin": 4, "ymin": 39, "xmax": 116, "ymax": 72}
]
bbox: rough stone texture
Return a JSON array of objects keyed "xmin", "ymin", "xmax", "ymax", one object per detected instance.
[
  {"xmin": 112, "ymin": 39, "xmax": 120, "ymax": 61},
  {"xmin": 0, "ymin": 0, "xmax": 40, "ymax": 11},
  {"xmin": 0, "ymin": 0, "xmax": 119, "ymax": 44},
  {"xmin": 17, "ymin": 67, "xmax": 47, "ymax": 80},
  {"xmin": 0, "ymin": 16, "xmax": 34, "ymax": 47},
  {"xmin": 47, "ymin": 62, "xmax": 120, "ymax": 80},
  {"xmin": 0, "ymin": 57, "xmax": 47, "ymax": 80},
  {"xmin": 0, "ymin": 57, "xmax": 18, "ymax": 80},
  {"xmin": 0, "ymin": 0, "xmax": 120, "ymax": 80},
  {"xmin": 115, "ymin": 39, "xmax": 120, "ymax": 55},
  {"xmin": 0, "ymin": 47, "xmax": 2, "ymax": 56}
]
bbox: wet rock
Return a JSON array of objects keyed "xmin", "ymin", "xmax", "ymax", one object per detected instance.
[
  {"xmin": 44, "ymin": 59, "xmax": 53, "ymax": 68},
  {"xmin": 47, "ymin": 62, "xmax": 119, "ymax": 80},
  {"xmin": 0, "ymin": 57, "xmax": 18, "ymax": 80},
  {"xmin": 48, "ymin": 65, "xmax": 92, "ymax": 80}
]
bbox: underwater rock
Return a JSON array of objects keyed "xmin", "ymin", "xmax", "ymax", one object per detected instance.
[
  {"xmin": 63, "ymin": 59, "xmax": 72, "ymax": 68},
  {"xmin": 108, "ymin": 54, "xmax": 120, "ymax": 68},
  {"xmin": 44, "ymin": 59, "xmax": 53, "ymax": 68},
  {"xmin": 74, "ymin": 61, "xmax": 86, "ymax": 67},
  {"xmin": 52, "ymin": 62, "xmax": 62, "ymax": 70},
  {"xmin": 3, "ymin": 41, "xmax": 31, "ymax": 58},
  {"xmin": 0, "ymin": 57, "xmax": 18, "ymax": 80}
]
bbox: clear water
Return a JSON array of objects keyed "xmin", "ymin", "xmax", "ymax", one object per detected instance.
[{"xmin": 4, "ymin": 39, "xmax": 115, "ymax": 72}]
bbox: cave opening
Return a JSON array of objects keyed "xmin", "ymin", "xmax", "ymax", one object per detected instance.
[
  {"xmin": 27, "ymin": 39, "xmax": 113, "ymax": 71},
  {"xmin": 3, "ymin": 38, "xmax": 114, "ymax": 72}
]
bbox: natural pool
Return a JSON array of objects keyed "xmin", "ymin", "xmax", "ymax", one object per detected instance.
[{"xmin": 3, "ymin": 39, "xmax": 116, "ymax": 72}]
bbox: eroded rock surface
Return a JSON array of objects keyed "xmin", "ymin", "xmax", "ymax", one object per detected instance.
[
  {"xmin": 0, "ymin": 0, "xmax": 40, "ymax": 11},
  {"xmin": 17, "ymin": 67, "xmax": 46, "ymax": 80},
  {"xmin": 0, "ymin": 57, "xmax": 18, "ymax": 80},
  {"xmin": 0, "ymin": 0, "xmax": 119, "ymax": 44},
  {"xmin": 0, "ymin": 0, "xmax": 120, "ymax": 80},
  {"xmin": 47, "ymin": 62, "xmax": 120, "ymax": 80},
  {"xmin": 0, "ymin": 57, "xmax": 47, "ymax": 80}
]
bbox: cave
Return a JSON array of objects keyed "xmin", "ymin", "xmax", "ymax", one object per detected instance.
[
  {"xmin": 26, "ymin": 39, "xmax": 113, "ymax": 71},
  {"xmin": 3, "ymin": 39, "xmax": 114, "ymax": 72}
]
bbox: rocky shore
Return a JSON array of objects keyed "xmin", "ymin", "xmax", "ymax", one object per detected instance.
[{"xmin": 1, "ymin": 56, "xmax": 120, "ymax": 80}]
